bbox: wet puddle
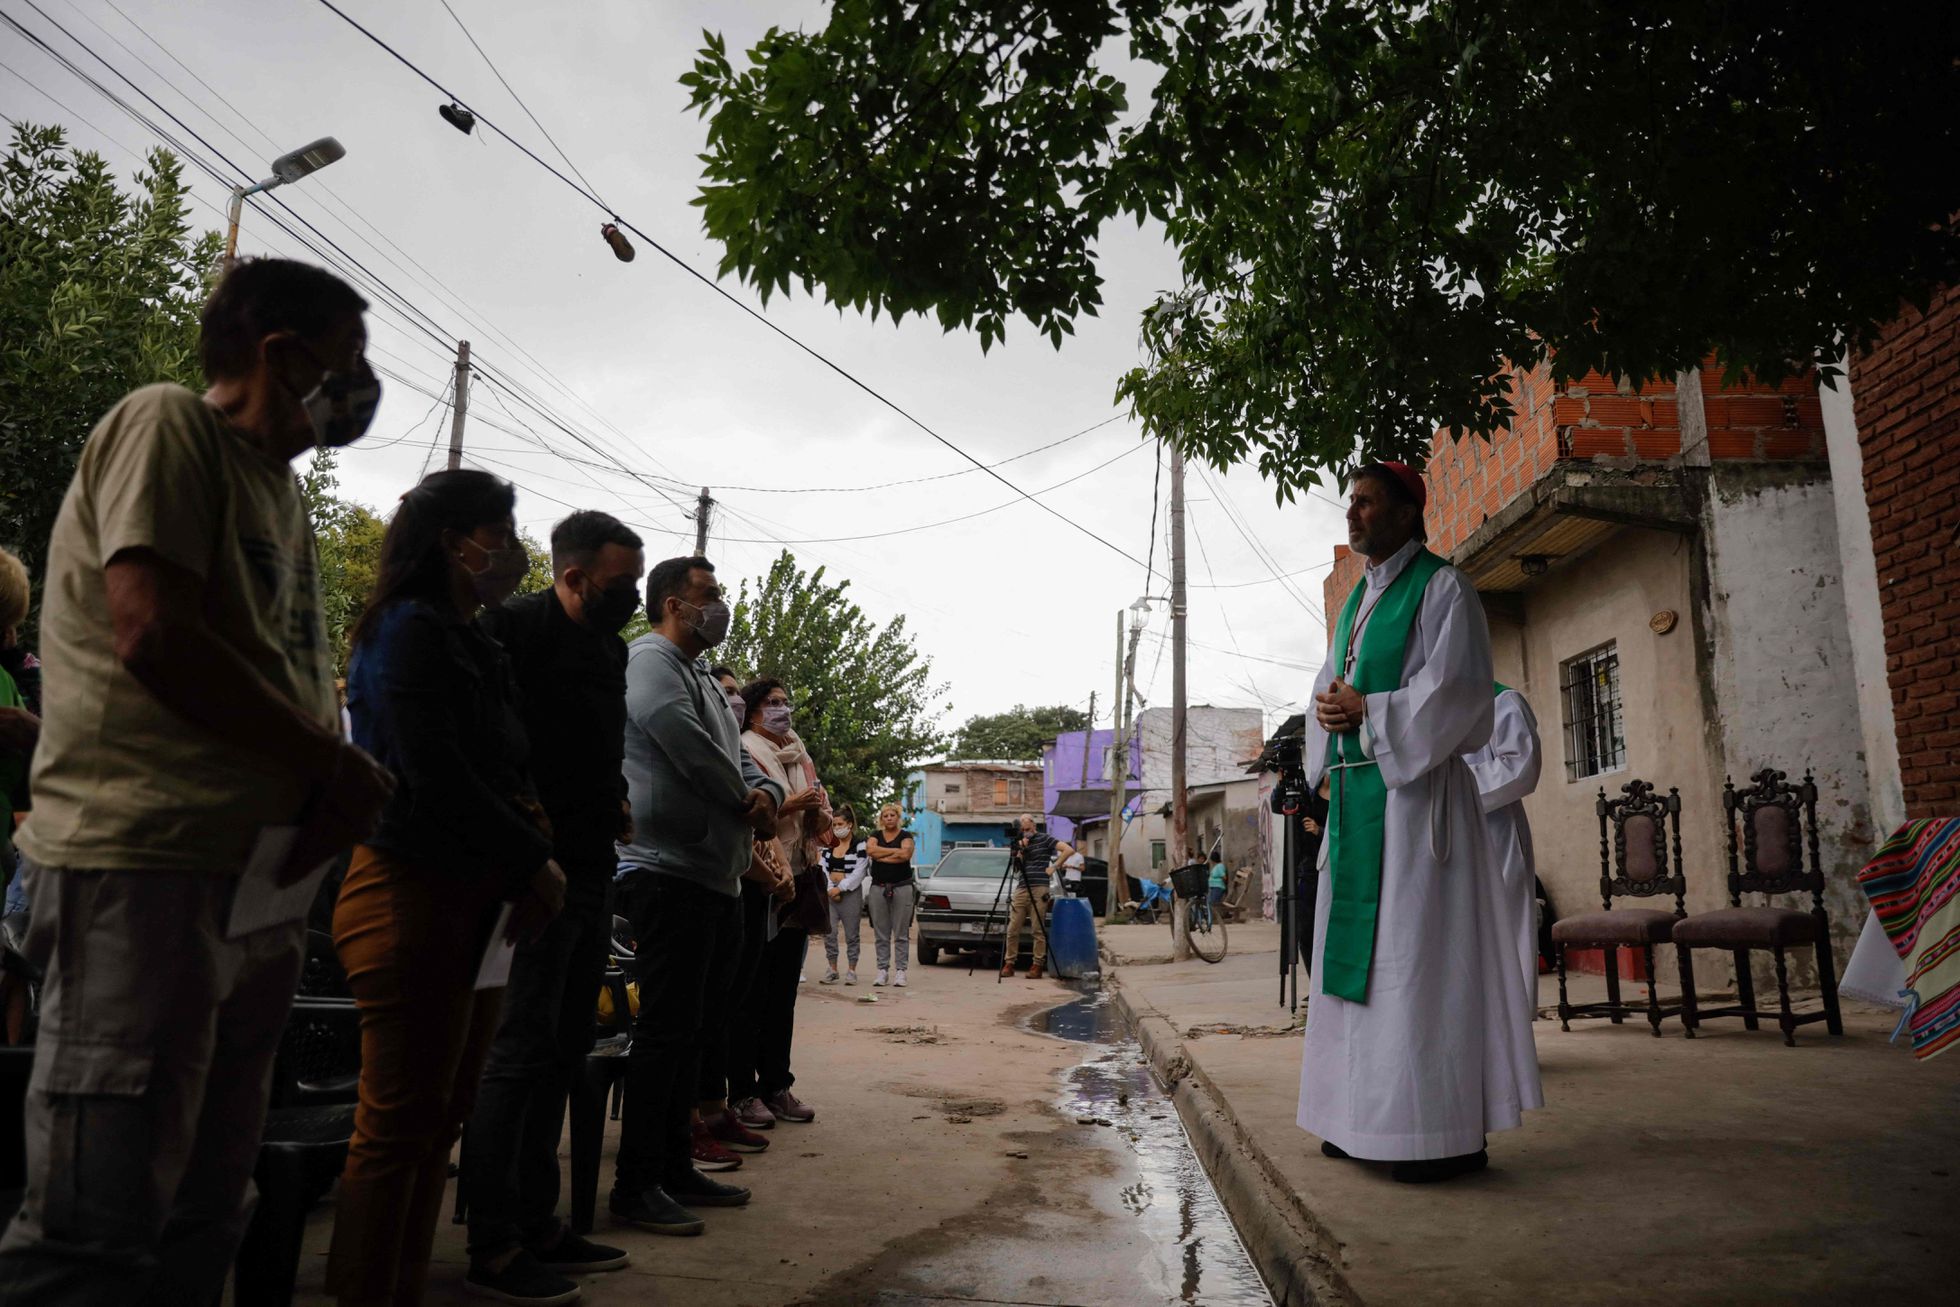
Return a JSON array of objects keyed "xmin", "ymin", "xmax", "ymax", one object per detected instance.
[{"xmin": 1027, "ymin": 987, "xmax": 1275, "ymax": 1306}]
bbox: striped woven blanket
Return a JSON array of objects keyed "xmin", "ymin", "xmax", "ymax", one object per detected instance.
[{"xmin": 1857, "ymin": 818, "xmax": 1960, "ymax": 1061}]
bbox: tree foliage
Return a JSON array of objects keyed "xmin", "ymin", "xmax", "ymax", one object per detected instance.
[
  {"xmin": 0, "ymin": 124, "xmax": 219, "ymax": 592},
  {"xmin": 684, "ymin": 3, "xmax": 1959, "ymax": 493},
  {"xmin": 719, "ymin": 550, "xmax": 947, "ymax": 819},
  {"xmin": 951, "ymin": 703, "xmax": 1089, "ymax": 761},
  {"xmin": 300, "ymin": 451, "xmax": 386, "ymax": 679}
]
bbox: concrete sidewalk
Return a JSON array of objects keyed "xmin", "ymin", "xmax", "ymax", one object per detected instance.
[{"xmin": 1105, "ymin": 925, "xmax": 1958, "ymax": 1306}]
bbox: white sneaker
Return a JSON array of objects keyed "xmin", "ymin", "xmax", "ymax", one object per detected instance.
[
  {"xmin": 873, "ymin": 970, "xmax": 889, "ymax": 987},
  {"xmin": 820, "ymin": 969, "xmax": 840, "ymax": 984},
  {"xmin": 845, "ymin": 970, "xmax": 858, "ymax": 985},
  {"xmin": 893, "ymin": 971, "xmax": 908, "ymax": 987}
]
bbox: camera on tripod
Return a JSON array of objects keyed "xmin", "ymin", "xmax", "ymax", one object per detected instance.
[{"xmin": 1272, "ymin": 733, "xmax": 1309, "ymax": 815}]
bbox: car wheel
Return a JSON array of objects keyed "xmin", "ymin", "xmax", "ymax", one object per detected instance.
[{"xmin": 917, "ymin": 941, "xmax": 941, "ymax": 966}]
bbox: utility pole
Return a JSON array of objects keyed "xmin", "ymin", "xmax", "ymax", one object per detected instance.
[
  {"xmin": 444, "ymin": 340, "xmax": 471, "ymax": 471},
  {"xmin": 1104, "ymin": 612, "xmax": 1129, "ymax": 928},
  {"xmin": 694, "ymin": 487, "xmax": 714, "ymax": 555},
  {"xmin": 1078, "ymin": 691, "xmax": 1096, "ymax": 790},
  {"xmin": 1170, "ymin": 442, "xmax": 1191, "ymax": 960}
]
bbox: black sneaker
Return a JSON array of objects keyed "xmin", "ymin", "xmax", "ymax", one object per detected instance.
[
  {"xmin": 663, "ymin": 1167, "xmax": 752, "ymax": 1207},
  {"xmin": 464, "ymin": 1250, "xmax": 582, "ymax": 1304},
  {"xmin": 608, "ymin": 1185, "xmax": 705, "ymax": 1236},
  {"xmin": 532, "ymin": 1230, "xmax": 630, "ymax": 1273}
]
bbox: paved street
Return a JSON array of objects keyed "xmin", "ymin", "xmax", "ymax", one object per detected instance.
[
  {"xmin": 290, "ymin": 937, "xmax": 1272, "ymax": 1307},
  {"xmin": 1109, "ymin": 923, "xmax": 1960, "ymax": 1306}
]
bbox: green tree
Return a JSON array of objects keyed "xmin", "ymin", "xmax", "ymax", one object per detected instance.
[
  {"xmin": 684, "ymin": 4, "xmax": 1957, "ymax": 492},
  {"xmin": 719, "ymin": 550, "xmax": 946, "ymax": 819},
  {"xmin": 0, "ymin": 124, "xmax": 219, "ymax": 592},
  {"xmin": 300, "ymin": 451, "xmax": 387, "ymax": 678},
  {"xmin": 951, "ymin": 703, "xmax": 1089, "ymax": 761}
]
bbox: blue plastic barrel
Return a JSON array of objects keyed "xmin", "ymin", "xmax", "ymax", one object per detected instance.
[{"xmin": 1047, "ymin": 897, "xmax": 1099, "ymax": 979}]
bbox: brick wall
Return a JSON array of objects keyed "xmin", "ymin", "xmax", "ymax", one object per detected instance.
[
  {"xmin": 1322, "ymin": 357, "xmax": 1828, "ymax": 635},
  {"xmin": 1850, "ymin": 284, "xmax": 1960, "ymax": 817}
]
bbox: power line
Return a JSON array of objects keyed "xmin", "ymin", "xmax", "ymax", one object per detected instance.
[
  {"xmin": 1143, "ymin": 630, "xmax": 1318, "ymax": 674},
  {"xmin": 711, "ymin": 440, "xmax": 1149, "ymax": 545},
  {"xmin": 1189, "ymin": 558, "xmax": 1337, "ymax": 590},
  {"xmin": 12, "ymin": 0, "xmax": 692, "ymax": 516},
  {"xmin": 436, "ymin": 0, "xmax": 610, "ymax": 209},
  {"xmin": 308, "ymin": 0, "xmax": 1151, "ymax": 571},
  {"xmin": 712, "ymin": 415, "xmax": 1126, "ymax": 494},
  {"xmin": 1192, "ymin": 462, "xmax": 1325, "ymax": 623}
]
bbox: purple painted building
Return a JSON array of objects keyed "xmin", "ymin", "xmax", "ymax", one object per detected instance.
[{"xmin": 1040, "ymin": 727, "xmax": 1141, "ymax": 848}]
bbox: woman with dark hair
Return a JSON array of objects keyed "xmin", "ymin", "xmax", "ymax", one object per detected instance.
[
  {"xmin": 327, "ymin": 469, "xmax": 569, "ymax": 1307},
  {"xmin": 728, "ymin": 677, "xmax": 829, "ymax": 1127}
]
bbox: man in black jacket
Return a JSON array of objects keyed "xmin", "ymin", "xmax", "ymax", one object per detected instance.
[{"xmin": 460, "ymin": 511, "xmax": 644, "ymax": 1302}]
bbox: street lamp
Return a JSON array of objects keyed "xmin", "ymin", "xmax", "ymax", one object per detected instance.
[{"xmin": 223, "ymin": 136, "xmax": 346, "ymax": 267}]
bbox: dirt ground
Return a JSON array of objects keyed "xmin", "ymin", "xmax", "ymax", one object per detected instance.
[{"xmin": 289, "ymin": 939, "xmax": 1262, "ymax": 1307}]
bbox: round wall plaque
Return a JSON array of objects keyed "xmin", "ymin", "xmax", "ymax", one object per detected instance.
[{"xmin": 1649, "ymin": 609, "xmax": 1678, "ymax": 635}]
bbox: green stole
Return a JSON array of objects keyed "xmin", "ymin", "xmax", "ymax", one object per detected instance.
[{"xmin": 1321, "ymin": 548, "xmax": 1446, "ymax": 1002}]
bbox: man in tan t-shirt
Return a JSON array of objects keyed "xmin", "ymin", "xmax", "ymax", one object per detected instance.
[{"xmin": 0, "ymin": 258, "xmax": 395, "ymax": 1304}]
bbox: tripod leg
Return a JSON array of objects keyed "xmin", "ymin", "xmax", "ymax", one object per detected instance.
[{"xmin": 970, "ymin": 861, "xmax": 1016, "ymax": 982}]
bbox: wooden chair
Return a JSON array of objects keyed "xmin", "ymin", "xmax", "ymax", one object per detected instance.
[
  {"xmin": 1549, "ymin": 779, "xmax": 1688, "ymax": 1036},
  {"xmin": 1674, "ymin": 768, "xmax": 1844, "ymax": 1046},
  {"xmin": 1219, "ymin": 868, "xmax": 1254, "ymax": 922}
]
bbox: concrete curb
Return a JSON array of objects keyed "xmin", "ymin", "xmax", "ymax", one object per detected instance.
[{"xmin": 1110, "ymin": 978, "xmax": 1360, "ymax": 1307}]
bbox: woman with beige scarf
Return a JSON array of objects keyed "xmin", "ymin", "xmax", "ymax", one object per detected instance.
[{"xmin": 728, "ymin": 678, "xmax": 829, "ymax": 1126}]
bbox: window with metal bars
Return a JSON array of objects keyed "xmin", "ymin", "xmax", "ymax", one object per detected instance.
[{"xmin": 1560, "ymin": 642, "xmax": 1626, "ymax": 781}]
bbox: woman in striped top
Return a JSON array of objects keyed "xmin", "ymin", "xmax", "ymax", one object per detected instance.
[{"xmin": 819, "ymin": 806, "xmax": 869, "ymax": 984}]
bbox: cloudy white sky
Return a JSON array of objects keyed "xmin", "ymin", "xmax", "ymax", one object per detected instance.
[{"xmin": 3, "ymin": 0, "xmax": 1351, "ymax": 740}]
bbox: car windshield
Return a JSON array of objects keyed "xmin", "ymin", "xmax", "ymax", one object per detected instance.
[{"xmin": 929, "ymin": 848, "xmax": 1010, "ymax": 880}]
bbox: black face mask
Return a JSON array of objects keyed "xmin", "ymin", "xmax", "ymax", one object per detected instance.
[{"xmin": 584, "ymin": 580, "xmax": 641, "ymax": 634}]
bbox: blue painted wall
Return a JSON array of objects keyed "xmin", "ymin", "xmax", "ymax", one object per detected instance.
[{"xmin": 903, "ymin": 769, "xmax": 1017, "ymax": 867}]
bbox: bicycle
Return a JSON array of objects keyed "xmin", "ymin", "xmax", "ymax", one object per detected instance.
[{"xmin": 1166, "ymin": 862, "xmax": 1228, "ymax": 964}]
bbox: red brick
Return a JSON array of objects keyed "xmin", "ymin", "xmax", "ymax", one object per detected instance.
[
  {"xmin": 1568, "ymin": 430, "xmax": 1627, "ymax": 458},
  {"xmin": 1587, "ymin": 396, "xmax": 1647, "ymax": 428},
  {"xmin": 1727, "ymin": 397, "xmax": 1788, "ymax": 428},
  {"xmin": 1708, "ymin": 431, "xmax": 1756, "ymax": 459},
  {"xmin": 1629, "ymin": 431, "xmax": 1682, "ymax": 459}
]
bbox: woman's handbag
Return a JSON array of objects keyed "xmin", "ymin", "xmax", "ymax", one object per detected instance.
[{"xmin": 783, "ymin": 864, "xmax": 833, "ymax": 934}]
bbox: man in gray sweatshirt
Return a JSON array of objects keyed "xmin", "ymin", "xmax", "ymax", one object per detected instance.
[{"xmin": 610, "ymin": 556, "xmax": 781, "ymax": 1235}]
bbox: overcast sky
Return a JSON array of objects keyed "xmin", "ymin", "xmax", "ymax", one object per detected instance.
[{"xmin": 3, "ymin": 0, "xmax": 1351, "ymax": 740}]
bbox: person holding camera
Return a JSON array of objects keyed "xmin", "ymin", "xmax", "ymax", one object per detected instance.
[{"xmin": 1001, "ymin": 813, "xmax": 1057, "ymax": 979}]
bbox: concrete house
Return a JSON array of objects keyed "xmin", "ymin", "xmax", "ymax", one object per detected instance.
[
  {"xmin": 1322, "ymin": 360, "xmax": 1875, "ymax": 982},
  {"xmin": 902, "ymin": 759, "xmax": 1046, "ymax": 867}
]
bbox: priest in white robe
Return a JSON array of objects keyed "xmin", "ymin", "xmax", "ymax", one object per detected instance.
[
  {"xmin": 1465, "ymin": 685, "xmax": 1546, "ymax": 1015},
  {"xmin": 1298, "ymin": 462, "xmax": 1543, "ymax": 1183}
]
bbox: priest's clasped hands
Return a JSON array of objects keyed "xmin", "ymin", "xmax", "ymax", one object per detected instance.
[{"xmin": 1315, "ymin": 677, "xmax": 1367, "ymax": 734}]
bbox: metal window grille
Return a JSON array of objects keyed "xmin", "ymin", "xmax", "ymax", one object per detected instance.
[
  {"xmin": 1560, "ymin": 643, "xmax": 1626, "ymax": 782},
  {"xmin": 1150, "ymin": 840, "xmax": 1167, "ymax": 870}
]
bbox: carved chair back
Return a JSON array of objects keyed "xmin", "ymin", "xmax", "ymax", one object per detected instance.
[
  {"xmin": 1722, "ymin": 768, "xmax": 1825, "ymax": 908},
  {"xmin": 1595, "ymin": 779, "xmax": 1686, "ymax": 914}
]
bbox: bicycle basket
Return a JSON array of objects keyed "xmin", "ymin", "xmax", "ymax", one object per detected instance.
[{"xmin": 1169, "ymin": 863, "xmax": 1210, "ymax": 899}]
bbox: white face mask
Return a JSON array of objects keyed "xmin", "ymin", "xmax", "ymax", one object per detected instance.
[{"xmin": 294, "ymin": 352, "xmax": 382, "ymax": 448}]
